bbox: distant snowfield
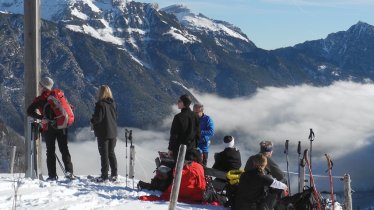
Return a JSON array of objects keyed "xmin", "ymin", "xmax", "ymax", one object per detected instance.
[{"xmin": 0, "ymin": 174, "xmax": 226, "ymax": 210}]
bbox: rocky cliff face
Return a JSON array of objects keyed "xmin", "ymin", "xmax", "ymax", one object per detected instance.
[{"xmin": 0, "ymin": 1, "xmax": 374, "ymax": 134}]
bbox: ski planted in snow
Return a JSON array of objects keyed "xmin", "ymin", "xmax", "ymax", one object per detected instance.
[
  {"xmin": 325, "ymin": 153, "xmax": 334, "ymax": 210},
  {"xmin": 303, "ymin": 149, "xmax": 322, "ymax": 210}
]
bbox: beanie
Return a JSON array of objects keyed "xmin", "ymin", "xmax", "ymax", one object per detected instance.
[
  {"xmin": 39, "ymin": 77, "xmax": 54, "ymax": 90},
  {"xmin": 224, "ymin": 136, "xmax": 235, "ymax": 148},
  {"xmin": 179, "ymin": 94, "xmax": 192, "ymax": 107},
  {"xmin": 260, "ymin": 141, "xmax": 273, "ymax": 153}
]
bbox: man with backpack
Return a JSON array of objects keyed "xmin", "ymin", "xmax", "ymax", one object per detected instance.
[{"xmin": 27, "ymin": 77, "xmax": 75, "ymax": 181}]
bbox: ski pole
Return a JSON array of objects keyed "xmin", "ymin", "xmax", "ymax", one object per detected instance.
[
  {"xmin": 325, "ymin": 154, "xmax": 334, "ymax": 210},
  {"xmin": 125, "ymin": 129, "xmax": 128, "ymax": 187},
  {"xmin": 297, "ymin": 141, "xmax": 301, "ymax": 193},
  {"xmin": 303, "ymin": 149, "xmax": 322, "ymax": 210},
  {"xmin": 284, "ymin": 140, "xmax": 291, "ymax": 195},
  {"xmin": 308, "ymin": 128, "xmax": 314, "ymax": 186},
  {"xmin": 129, "ymin": 130, "xmax": 135, "ymax": 189},
  {"xmin": 55, "ymin": 153, "xmax": 68, "ymax": 177}
]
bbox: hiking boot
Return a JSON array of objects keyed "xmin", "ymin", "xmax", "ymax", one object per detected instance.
[
  {"xmin": 109, "ymin": 175, "xmax": 118, "ymax": 182},
  {"xmin": 46, "ymin": 176, "xmax": 58, "ymax": 181},
  {"xmin": 95, "ymin": 176, "xmax": 109, "ymax": 183},
  {"xmin": 65, "ymin": 172, "xmax": 77, "ymax": 180}
]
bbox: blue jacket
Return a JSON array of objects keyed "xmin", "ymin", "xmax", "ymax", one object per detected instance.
[{"xmin": 198, "ymin": 114, "xmax": 215, "ymax": 152}]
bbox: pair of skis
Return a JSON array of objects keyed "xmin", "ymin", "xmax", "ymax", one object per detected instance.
[{"xmin": 125, "ymin": 129, "xmax": 135, "ymax": 188}]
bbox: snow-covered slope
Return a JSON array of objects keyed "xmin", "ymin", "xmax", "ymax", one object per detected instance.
[{"xmin": 0, "ymin": 174, "xmax": 227, "ymax": 210}]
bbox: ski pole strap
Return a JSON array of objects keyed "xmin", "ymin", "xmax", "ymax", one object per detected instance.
[
  {"xmin": 284, "ymin": 140, "xmax": 289, "ymax": 154},
  {"xmin": 308, "ymin": 128, "xmax": 315, "ymax": 141},
  {"xmin": 325, "ymin": 154, "xmax": 333, "ymax": 169},
  {"xmin": 125, "ymin": 129, "xmax": 128, "ymax": 147},
  {"xmin": 129, "ymin": 130, "xmax": 133, "ymax": 146}
]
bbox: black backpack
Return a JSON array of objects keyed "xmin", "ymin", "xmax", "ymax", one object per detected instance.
[
  {"xmin": 137, "ymin": 165, "xmax": 172, "ymax": 192},
  {"xmin": 278, "ymin": 187, "xmax": 325, "ymax": 210}
]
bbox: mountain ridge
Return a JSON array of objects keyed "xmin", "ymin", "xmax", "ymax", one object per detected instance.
[{"xmin": 0, "ymin": 1, "xmax": 374, "ymax": 135}]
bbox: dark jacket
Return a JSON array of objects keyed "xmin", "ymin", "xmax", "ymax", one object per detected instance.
[
  {"xmin": 234, "ymin": 169, "xmax": 274, "ymax": 210},
  {"xmin": 168, "ymin": 107, "xmax": 200, "ymax": 153},
  {"xmin": 212, "ymin": 147, "xmax": 241, "ymax": 172},
  {"xmin": 91, "ymin": 98, "xmax": 117, "ymax": 139},
  {"xmin": 197, "ymin": 114, "xmax": 214, "ymax": 153},
  {"xmin": 244, "ymin": 155, "xmax": 284, "ymax": 181}
]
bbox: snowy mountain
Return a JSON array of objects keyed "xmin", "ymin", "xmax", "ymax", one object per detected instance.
[{"xmin": 1, "ymin": 1, "xmax": 374, "ymax": 134}]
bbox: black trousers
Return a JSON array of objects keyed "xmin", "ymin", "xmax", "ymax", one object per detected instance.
[
  {"xmin": 202, "ymin": 152, "xmax": 208, "ymax": 166},
  {"xmin": 97, "ymin": 138, "xmax": 118, "ymax": 177},
  {"xmin": 44, "ymin": 128, "xmax": 73, "ymax": 177}
]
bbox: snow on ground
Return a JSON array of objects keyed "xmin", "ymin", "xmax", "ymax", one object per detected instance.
[{"xmin": 0, "ymin": 174, "xmax": 227, "ymax": 210}]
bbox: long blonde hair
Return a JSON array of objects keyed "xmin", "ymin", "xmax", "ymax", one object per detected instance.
[{"xmin": 97, "ymin": 85, "xmax": 113, "ymax": 100}]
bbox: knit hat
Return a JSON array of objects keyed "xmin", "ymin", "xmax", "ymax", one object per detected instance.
[
  {"xmin": 224, "ymin": 136, "xmax": 235, "ymax": 148},
  {"xmin": 179, "ymin": 94, "xmax": 192, "ymax": 107},
  {"xmin": 260, "ymin": 141, "xmax": 273, "ymax": 153},
  {"xmin": 39, "ymin": 77, "xmax": 54, "ymax": 90}
]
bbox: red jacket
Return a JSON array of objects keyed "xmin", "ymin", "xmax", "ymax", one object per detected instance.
[{"xmin": 161, "ymin": 161, "xmax": 206, "ymax": 202}]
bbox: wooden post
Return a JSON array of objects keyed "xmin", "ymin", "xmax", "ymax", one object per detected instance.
[
  {"xmin": 24, "ymin": 0, "xmax": 41, "ymax": 178},
  {"xmin": 168, "ymin": 145, "xmax": 187, "ymax": 210},
  {"xmin": 9, "ymin": 146, "xmax": 16, "ymax": 174},
  {"xmin": 343, "ymin": 174, "xmax": 352, "ymax": 210}
]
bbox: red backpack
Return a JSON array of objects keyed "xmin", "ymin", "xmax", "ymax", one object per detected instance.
[{"xmin": 46, "ymin": 89, "xmax": 74, "ymax": 129}]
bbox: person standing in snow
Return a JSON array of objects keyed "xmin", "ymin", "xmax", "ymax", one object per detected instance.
[
  {"xmin": 234, "ymin": 154, "xmax": 288, "ymax": 210},
  {"xmin": 27, "ymin": 76, "xmax": 75, "ymax": 181},
  {"xmin": 168, "ymin": 94, "xmax": 200, "ymax": 162},
  {"xmin": 212, "ymin": 135, "xmax": 241, "ymax": 173},
  {"xmin": 193, "ymin": 103, "xmax": 214, "ymax": 166},
  {"xmin": 91, "ymin": 85, "xmax": 118, "ymax": 182}
]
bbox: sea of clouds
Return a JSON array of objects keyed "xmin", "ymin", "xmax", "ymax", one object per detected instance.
[{"xmin": 64, "ymin": 81, "xmax": 374, "ymax": 193}]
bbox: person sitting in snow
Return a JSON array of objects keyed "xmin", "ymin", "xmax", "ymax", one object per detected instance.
[
  {"xmin": 139, "ymin": 149, "xmax": 208, "ymax": 204},
  {"xmin": 244, "ymin": 141, "xmax": 287, "ymax": 209},
  {"xmin": 212, "ymin": 135, "xmax": 242, "ymax": 173},
  {"xmin": 234, "ymin": 153, "xmax": 288, "ymax": 210}
]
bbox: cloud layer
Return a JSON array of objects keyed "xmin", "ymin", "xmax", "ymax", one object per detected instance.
[{"xmin": 66, "ymin": 81, "xmax": 374, "ymax": 192}]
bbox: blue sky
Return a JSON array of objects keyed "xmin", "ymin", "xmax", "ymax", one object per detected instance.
[{"xmin": 138, "ymin": 0, "xmax": 374, "ymax": 50}]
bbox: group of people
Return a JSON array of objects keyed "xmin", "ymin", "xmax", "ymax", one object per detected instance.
[
  {"xmin": 166, "ymin": 94, "xmax": 288, "ymax": 209},
  {"xmin": 27, "ymin": 77, "xmax": 118, "ymax": 182},
  {"xmin": 27, "ymin": 77, "xmax": 288, "ymax": 209}
]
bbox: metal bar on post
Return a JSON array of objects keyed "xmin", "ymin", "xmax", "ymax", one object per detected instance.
[
  {"xmin": 9, "ymin": 146, "xmax": 16, "ymax": 174},
  {"xmin": 343, "ymin": 174, "xmax": 352, "ymax": 210},
  {"xmin": 24, "ymin": 0, "xmax": 41, "ymax": 178},
  {"xmin": 168, "ymin": 145, "xmax": 187, "ymax": 210}
]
